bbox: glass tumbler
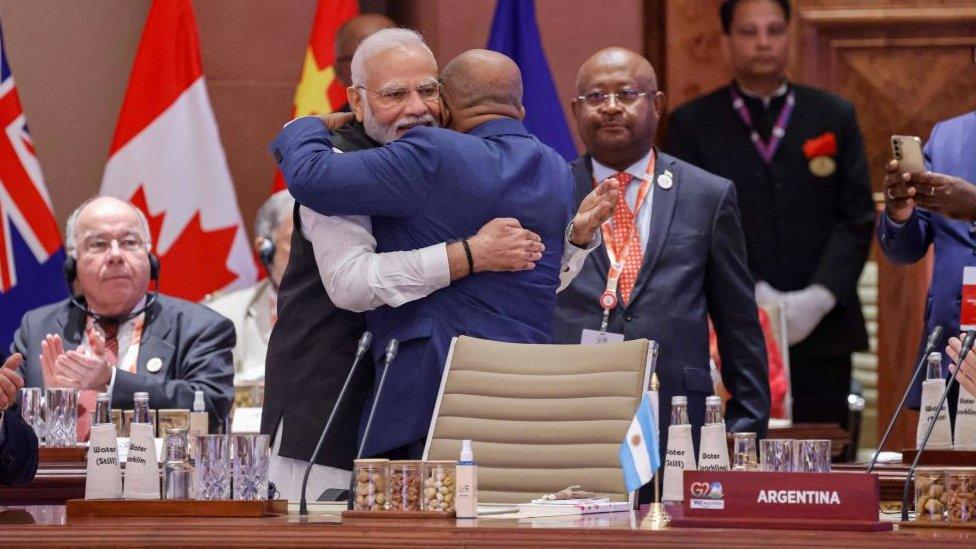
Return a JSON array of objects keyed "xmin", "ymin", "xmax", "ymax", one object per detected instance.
[
  {"xmin": 760, "ymin": 439, "xmax": 794, "ymax": 472},
  {"xmin": 422, "ymin": 461, "xmax": 456, "ymax": 513},
  {"xmin": 44, "ymin": 388, "xmax": 78, "ymax": 447},
  {"xmin": 731, "ymin": 432, "xmax": 758, "ymax": 471},
  {"xmin": 232, "ymin": 434, "xmax": 270, "ymax": 500},
  {"xmin": 793, "ymin": 440, "xmax": 831, "ymax": 473},
  {"xmin": 194, "ymin": 434, "xmax": 230, "ymax": 500},
  {"xmin": 19, "ymin": 387, "xmax": 46, "ymax": 443}
]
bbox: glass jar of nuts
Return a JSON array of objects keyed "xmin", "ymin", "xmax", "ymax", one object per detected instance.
[
  {"xmin": 353, "ymin": 459, "xmax": 389, "ymax": 511},
  {"xmin": 914, "ymin": 467, "xmax": 947, "ymax": 521},
  {"xmin": 946, "ymin": 468, "xmax": 976, "ymax": 523},
  {"xmin": 388, "ymin": 460, "xmax": 423, "ymax": 511},
  {"xmin": 422, "ymin": 460, "xmax": 456, "ymax": 513}
]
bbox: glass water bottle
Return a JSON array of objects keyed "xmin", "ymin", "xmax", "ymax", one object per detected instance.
[
  {"xmin": 927, "ymin": 352, "xmax": 942, "ymax": 380},
  {"xmin": 132, "ymin": 392, "xmax": 151, "ymax": 423},
  {"xmin": 93, "ymin": 392, "xmax": 112, "ymax": 425},
  {"xmin": 670, "ymin": 395, "xmax": 689, "ymax": 426},
  {"xmin": 704, "ymin": 395, "xmax": 723, "ymax": 425}
]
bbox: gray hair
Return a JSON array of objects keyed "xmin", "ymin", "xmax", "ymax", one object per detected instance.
[
  {"xmin": 350, "ymin": 28, "xmax": 434, "ymax": 87},
  {"xmin": 254, "ymin": 190, "xmax": 295, "ymax": 240},
  {"xmin": 64, "ymin": 196, "xmax": 152, "ymax": 257}
]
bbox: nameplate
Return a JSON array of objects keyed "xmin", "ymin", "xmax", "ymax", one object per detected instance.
[{"xmin": 682, "ymin": 470, "xmax": 879, "ymax": 521}]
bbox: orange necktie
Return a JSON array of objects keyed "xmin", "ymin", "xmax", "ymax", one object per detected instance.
[{"xmin": 609, "ymin": 172, "xmax": 644, "ymax": 304}]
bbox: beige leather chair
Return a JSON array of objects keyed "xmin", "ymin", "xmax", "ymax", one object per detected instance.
[{"xmin": 423, "ymin": 336, "xmax": 657, "ymax": 505}]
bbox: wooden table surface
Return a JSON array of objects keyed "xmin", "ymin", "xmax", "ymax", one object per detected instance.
[{"xmin": 2, "ymin": 504, "xmax": 975, "ymax": 547}]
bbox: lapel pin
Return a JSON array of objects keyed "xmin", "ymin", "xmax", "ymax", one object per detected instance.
[
  {"xmin": 146, "ymin": 357, "xmax": 163, "ymax": 373},
  {"xmin": 657, "ymin": 170, "xmax": 674, "ymax": 190}
]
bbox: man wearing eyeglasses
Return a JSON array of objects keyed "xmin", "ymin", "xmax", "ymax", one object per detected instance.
[
  {"xmin": 553, "ymin": 47, "xmax": 769, "ymax": 468},
  {"xmin": 663, "ymin": 0, "xmax": 873, "ymax": 430},
  {"xmin": 11, "ymin": 196, "xmax": 235, "ymax": 438}
]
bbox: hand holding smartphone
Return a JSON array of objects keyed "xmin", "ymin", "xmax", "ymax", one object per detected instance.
[{"xmin": 891, "ymin": 135, "xmax": 925, "ymax": 174}]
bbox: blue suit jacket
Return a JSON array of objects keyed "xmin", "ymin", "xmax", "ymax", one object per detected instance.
[
  {"xmin": 554, "ymin": 153, "xmax": 770, "ymax": 454},
  {"xmin": 272, "ymin": 117, "xmax": 574, "ymax": 455},
  {"xmin": 877, "ymin": 111, "xmax": 976, "ymax": 407},
  {"xmin": 1, "ymin": 403, "xmax": 39, "ymax": 485}
]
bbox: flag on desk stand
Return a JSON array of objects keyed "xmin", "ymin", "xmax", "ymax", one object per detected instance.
[
  {"xmin": 271, "ymin": 0, "xmax": 359, "ymax": 192},
  {"xmin": 487, "ymin": 0, "xmax": 577, "ymax": 161},
  {"xmin": 619, "ymin": 389, "xmax": 662, "ymax": 492},
  {"xmin": 100, "ymin": 0, "xmax": 256, "ymax": 302},
  {"xmin": 0, "ymin": 18, "xmax": 67, "ymax": 353}
]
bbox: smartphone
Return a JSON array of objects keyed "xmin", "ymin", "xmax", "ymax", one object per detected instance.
[{"xmin": 891, "ymin": 135, "xmax": 925, "ymax": 173}]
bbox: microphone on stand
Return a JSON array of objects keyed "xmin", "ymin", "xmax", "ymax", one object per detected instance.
[
  {"xmin": 346, "ymin": 338, "xmax": 399, "ymax": 510},
  {"xmin": 900, "ymin": 329, "xmax": 975, "ymax": 521},
  {"xmin": 868, "ymin": 325, "xmax": 944, "ymax": 473},
  {"xmin": 299, "ymin": 331, "xmax": 372, "ymax": 516}
]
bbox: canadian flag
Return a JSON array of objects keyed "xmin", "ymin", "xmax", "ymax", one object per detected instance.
[{"xmin": 100, "ymin": 0, "xmax": 256, "ymax": 301}]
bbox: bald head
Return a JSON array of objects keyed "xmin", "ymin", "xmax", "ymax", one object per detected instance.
[
  {"xmin": 66, "ymin": 196, "xmax": 151, "ymax": 254},
  {"xmin": 441, "ymin": 49, "xmax": 523, "ymax": 115},
  {"xmin": 335, "ymin": 13, "xmax": 397, "ymax": 87},
  {"xmin": 575, "ymin": 47, "xmax": 657, "ymax": 95},
  {"xmin": 572, "ymin": 47, "xmax": 664, "ymax": 172}
]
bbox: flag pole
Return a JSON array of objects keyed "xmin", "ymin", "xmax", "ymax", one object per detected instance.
[{"xmin": 641, "ymin": 373, "xmax": 670, "ymax": 529}]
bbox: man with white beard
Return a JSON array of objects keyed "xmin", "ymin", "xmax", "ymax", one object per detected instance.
[{"xmin": 263, "ymin": 28, "xmax": 617, "ymax": 501}]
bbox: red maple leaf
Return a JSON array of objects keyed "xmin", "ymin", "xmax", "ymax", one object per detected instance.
[{"xmin": 129, "ymin": 186, "xmax": 239, "ymax": 302}]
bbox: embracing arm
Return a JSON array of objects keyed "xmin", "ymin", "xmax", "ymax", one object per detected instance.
[{"xmin": 271, "ymin": 117, "xmax": 440, "ymax": 217}]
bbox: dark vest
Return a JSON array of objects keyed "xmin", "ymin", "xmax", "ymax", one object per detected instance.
[{"xmin": 261, "ymin": 122, "xmax": 378, "ymax": 469}]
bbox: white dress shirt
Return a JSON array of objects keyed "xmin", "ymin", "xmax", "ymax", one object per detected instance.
[
  {"xmin": 592, "ymin": 149, "xmax": 656, "ymax": 255},
  {"xmin": 300, "ymin": 207, "xmax": 599, "ymax": 313},
  {"xmin": 0, "ymin": 411, "xmax": 5, "ymax": 447}
]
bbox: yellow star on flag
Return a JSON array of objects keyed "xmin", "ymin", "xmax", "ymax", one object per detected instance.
[{"xmin": 293, "ymin": 47, "xmax": 339, "ymax": 117}]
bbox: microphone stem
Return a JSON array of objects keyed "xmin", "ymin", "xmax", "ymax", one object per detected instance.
[
  {"xmin": 868, "ymin": 348, "xmax": 931, "ymax": 473},
  {"xmin": 356, "ymin": 351, "xmax": 396, "ymax": 460},
  {"xmin": 900, "ymin": 333, "xmax": 973, "ymax": 521},
  {"xmin": 299, "ymin": 341, "xmax": 369, "ymax": 516}
]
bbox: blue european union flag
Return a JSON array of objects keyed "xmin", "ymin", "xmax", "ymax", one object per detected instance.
[{"xmin": 487, "ymin": 0, "xmax": 577, "ymax": 161}]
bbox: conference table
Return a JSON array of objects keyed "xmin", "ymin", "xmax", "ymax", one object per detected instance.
[{"xmin": 3, "ymin": 502, "xmax": 976, "ymax": 547}]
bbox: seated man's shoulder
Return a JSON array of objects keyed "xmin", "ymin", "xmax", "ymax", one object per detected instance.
[
  {"xmin": 932, "ymin": 110, "xmax": 976, "ymax": 138},
  {"xmin": 19, "ymin": 298, "xmax": 71, "ymax": 327}
]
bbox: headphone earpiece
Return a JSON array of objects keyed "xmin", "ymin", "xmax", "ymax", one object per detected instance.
[
  {"xmin": 149, "ymin": 252, "xmax": 160, "ymax": 281},
  {"xmin": 257, "ymin": 238, "xmax": 275, "ymax": 267},
  {"xmin": 63, "ymin": 256, "xmax": 77, "ymax": 285}
]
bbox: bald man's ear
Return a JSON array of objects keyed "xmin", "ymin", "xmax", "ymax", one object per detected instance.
[
  {"xmin": 652, "ymin": 92, "xmax": 667, "ymax": 120},
  {"xmin": 438, "ymin": 97, "xmax": 452, "ymax": 129},
  {"xmin": 347, "ymin": 86, "xmax": 365, "ymax": 122}
]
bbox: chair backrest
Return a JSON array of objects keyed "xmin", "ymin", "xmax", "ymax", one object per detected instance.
[{"xmin": 423, "ymin": 336, "xmax": 656, "ymax": 504}]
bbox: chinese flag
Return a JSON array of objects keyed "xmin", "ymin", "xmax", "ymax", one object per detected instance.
[{"xmin": 271, "ymin": 0, "xmax": 359, "ymax": 192}]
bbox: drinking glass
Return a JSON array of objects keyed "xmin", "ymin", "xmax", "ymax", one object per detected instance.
[
  {"xmin": 760, "ymin": 439, "xmax": 794, "ymax": 472},
  {"xmin": 194, "ymin": 434, "xmax": 230, "ymax": 500},
  {"xmin": 44, "ymin": 388, "xmax": 78, "ymax": 447},
  {"xmin": 19, "ymin": 388, "xmax": 46, "ymax": 444},
  {"xmin": 232, "ymin": 434, "xmax": 270, "ymax": 500},
  {"xmin": 731, "ymin": 432, "xmax": 758, "ymax": 471},
  {"xmin": 793, "ymin": 439, "xmax": 831, "ymax": 473}
]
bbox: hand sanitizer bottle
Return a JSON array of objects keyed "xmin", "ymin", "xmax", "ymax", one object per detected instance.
[{"xmin": 455, "ymin": 439, "xmax": 478, "ymax": 518}]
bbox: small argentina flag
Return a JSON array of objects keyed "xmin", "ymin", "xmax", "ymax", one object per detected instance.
[{"xmin": 619, "ymin": 391, "xmax": 661, "ymax": 492}]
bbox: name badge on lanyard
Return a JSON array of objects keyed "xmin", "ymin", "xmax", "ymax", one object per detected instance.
[{"xmin": 580, "ymin": 152, "xmax": 655, "ymax": 345}]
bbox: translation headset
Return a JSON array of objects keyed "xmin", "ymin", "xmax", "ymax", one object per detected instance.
[
  {"xmin": 63, "ymin": 253, "xmax": 161, "ymax": 325},
  {"xmin": 257, "ymin": 237, "xmax": 275, "ymax": 269}
]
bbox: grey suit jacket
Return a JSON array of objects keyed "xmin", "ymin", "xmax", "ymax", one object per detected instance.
[{"xmin": 12, "ymin": 295, "xmax": 235, "ymax": 430}]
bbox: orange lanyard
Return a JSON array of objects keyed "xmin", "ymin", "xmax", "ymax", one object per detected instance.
[{"xmin": 593, "ymin": 151, "xmax": 656, "ymax": 331}]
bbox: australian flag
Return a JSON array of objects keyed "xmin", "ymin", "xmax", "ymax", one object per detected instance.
[
  {"xmin": 0, "ymin": 19, "xmax": 67, "ymax": 356},
  {"xmin": 487, "ymin": 0, "xmax": 577, "ymax": 161}
]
